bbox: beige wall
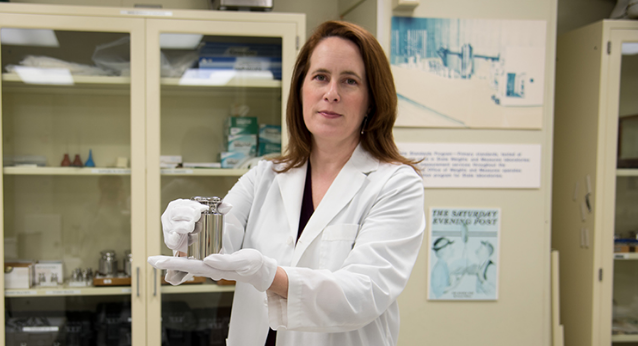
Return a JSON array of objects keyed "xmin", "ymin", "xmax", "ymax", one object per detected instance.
[
  {"xmin": 272, "ymin": 0, "xmax": 339, "ymax": 38},
  {"xmin": 557, "ymin": 0, "xmax": 615, "ymax": 34}
]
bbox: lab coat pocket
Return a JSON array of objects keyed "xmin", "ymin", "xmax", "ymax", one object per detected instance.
[{"xmin": 319, "ymin": 224, "xmax": 359, "ymax": 271}]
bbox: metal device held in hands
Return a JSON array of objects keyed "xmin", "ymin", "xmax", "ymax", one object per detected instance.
[{"xmin": 188, "ymin": 196, "xmax": 223, "ymax": 260}]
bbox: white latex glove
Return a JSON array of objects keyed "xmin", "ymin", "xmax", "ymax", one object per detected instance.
[
  {"xmin": 161, "ymin": 198, "xmax": 233, "ymax": 253},
  {"xmin": 158, "ymin": 198, "xmax": 234, "ymax": 285},
  {"xmin": 161, "ymin": 199, "xmax": 209, "ymax": 253},
  {"xmin": 203, "ymin": 249, "xmax": 278, "ymax": 292},
  {"xmin": 148, "ymin": 256, "xmax": 212, "ymax": 285},
  {"xmin": 148, "ymin": 249, "xmax": 277, "ymax": 291}
]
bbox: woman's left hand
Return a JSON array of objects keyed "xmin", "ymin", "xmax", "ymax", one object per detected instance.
[
  {"xmin": 203, "ymin": 249, "xmax": 278, "ymax": 292},
  {"xmin": 148, "ymin": 249, "xmax": 277, "ymax": 292}
]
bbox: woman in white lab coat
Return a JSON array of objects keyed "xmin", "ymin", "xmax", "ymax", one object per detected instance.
[{"xmin": 148, "ymin": 21, "xmax": 425, "ymax": 346}]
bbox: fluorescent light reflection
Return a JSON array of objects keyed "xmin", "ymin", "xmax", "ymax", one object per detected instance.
[
  {"xmin": 622, "ymin": 42, "xmax": 638, "ymax": 55},
  {"xmin": 1, "ymin": 28, "xmax": 59, "ymax": 47},
  {"xmin": 178, "ymin": 69, "xmax": 273, "ymax": 86},
  {"xmin": 14, "ymin": 66, "xmax": 74, "ymax": 85},
  {"xmin": 160, "ymin": 33, "xmax": 203, "ymax": 49}
]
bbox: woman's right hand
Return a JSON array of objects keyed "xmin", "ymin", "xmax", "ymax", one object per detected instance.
[{"xmin": 161, "ymin": 199, "xmax": 210, "ymax": 253}]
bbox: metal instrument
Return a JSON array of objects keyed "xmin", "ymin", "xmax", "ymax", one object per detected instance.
[
  {"xmin": 188, "ymin": 196, "xmax": 224, "ymax": 260},
  {"xmin": 99, "ymin": 250, "xmax": 118, "ymax": 276}
]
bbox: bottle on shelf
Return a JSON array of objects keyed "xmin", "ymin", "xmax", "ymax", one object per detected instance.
[
  {"xmin": 60, "ymin": 153, "xmax": 71, "ymax": 167},
  {"xmin": 85, "ymin": 149, "xmax": 95, "ymax": 167},
  {"xmin": 72, "ymin": 154, "xmax": 83, "ymax": 167}
]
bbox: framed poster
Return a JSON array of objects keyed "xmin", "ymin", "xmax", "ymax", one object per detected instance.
[
  {"xmin": 428, "ymin": 208, "xmax": 500, "ymax": 300},
  {"xmin": 391, "ymin": 17, "xmax": 547, "ymax": 129}
]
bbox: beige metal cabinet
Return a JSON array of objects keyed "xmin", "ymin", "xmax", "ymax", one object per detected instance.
[
  {"xmin": 0, "ymin": 3, "xmax": 304, "ymax": 345},
  {"xmin": 553, "ymin": 20, "xmax": 638, "ymax": 346}
]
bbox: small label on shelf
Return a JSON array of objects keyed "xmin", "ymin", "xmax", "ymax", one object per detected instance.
[
  {"xmin": 615, "ymin": 253, "xmax": 627, "ymax": 259},
  {"xmin": 23, "ymin": 326, "xmax": 59, "ymax": 332},
  {"xmin": 120, "ymin": 10, "xmax": 173, "ymax": 16},
  {"xmin": 121, "ymin": 288, "xmax": 132, "ymax": 293},
  {"xmin": 91, "ymin": 169, "xmax": 131, "ymax": 174},
  {"xmin": 5, "ymin": 290, "xmax": 37, "ymax": 296},
  {"xmin": 45, "ymin": 289, "xmax": 81, "ymax": 295}
]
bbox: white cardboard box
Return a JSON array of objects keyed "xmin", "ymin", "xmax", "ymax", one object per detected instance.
[{"xmin": 5, "ymin": 262, "xmax": 34, "ymax": 289}]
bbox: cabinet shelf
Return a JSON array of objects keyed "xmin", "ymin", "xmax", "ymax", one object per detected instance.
[
  {"xmin": 2, "ymin": 73, "xmax": 281, "ymax": 92},
  {"xmin": 614, "ymin": 253, "xmax": 638, "ymax": 260},
  {"xmin": 3, "ymin": 167, "xmax": 131, "ymax": 175},
  {"xmin": 2, "ymin": 73, "xmax": 131, "ymax": 85},
  {"xmin": 4, "ymin": 283, "xmax": 235, "ymax": 297},
  {"xmin": 3, "ymin": 167, "xmax": 250, "ymax": 177},
  {"xmin": 612, "ymin": 334, "xmax": 638, "ymax": 342},
  {"xmin": 161, "ymin": 282, "xmax": 235, "ymax": 294},
  {"xmin": 5, "ymin": 284, "xmax": 132, "ymax": 297},
  {"xmin": 617, "ymin": 169, "xmax": 638, "ymax": 177},
  {"xmin": 161, "ymin": 77, "xmax": 281, "ymax": 88},
  {"xmin": 160, "ymin": 168, "xmax": 248, "ymax": 176}
]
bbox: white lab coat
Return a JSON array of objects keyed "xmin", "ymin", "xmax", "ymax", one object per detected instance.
[{"xmin": 222, "ymin": 144, "xmax": 425, "ymax": 346}]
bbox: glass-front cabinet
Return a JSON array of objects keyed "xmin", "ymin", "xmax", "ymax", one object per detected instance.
[
  {"xmin": 146, "ymin": 17, "xmax": 299, "ymax": 345},
  {"xmin": 0, "ymin": 4, "xmax": 304, "ymax": 346},
  {"xmin": 611, "ymin": 34, "xmax": 638, "ymax": 344},
  {"xmin": 0, "ymin": 12, "xmax": 146, "ymax": 346},
  {"xmin": 553, "ymin": 21, "xmax": 638, "ymax": 346}
]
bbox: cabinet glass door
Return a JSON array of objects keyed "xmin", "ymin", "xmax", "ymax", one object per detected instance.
[
  {"xmin": 612, "ymin": 36, "xmax": 638, "ymax": 343},
  {"xmin": 1, "ymin": 14, "xmax": 145, "ymax": 346},
  {"xmin": 146, "ymin": 17, "xmax": 299, "ymax": 346}
]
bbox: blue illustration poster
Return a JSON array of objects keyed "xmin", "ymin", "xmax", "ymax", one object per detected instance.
[
  {"xmin": 391, "ymin": 17, "xmax": 546, "ymax": 129},
  {"xmin": 428, "ymin": 208, "xmax": 501, "ymax": 300}
]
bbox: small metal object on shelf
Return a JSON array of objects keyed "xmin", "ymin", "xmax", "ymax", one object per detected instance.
[
  {"xmin": 69, "ymin": 267, "xmax": 94, "ymax": 287},
  {"xmin": 124, "ymin": 250, "xmax": 133, "ymax": 277},
  {"xmin": 37, "ymin": 272, "xmax": 46, "ymax": 285},
  {"xmin": 99, "ymin": 250, "xmax": 118, "ymax": 276}
]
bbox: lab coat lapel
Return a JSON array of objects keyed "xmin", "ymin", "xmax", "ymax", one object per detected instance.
[
  {"xmin": 276, "ymin": 162, "xmax": 307, "ymax": 241},
  {"xmin": 291, "ymin": 145, "xmax": 379, "ymax": 266}
]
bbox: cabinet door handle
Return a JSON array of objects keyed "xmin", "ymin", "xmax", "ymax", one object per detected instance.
[
  {"xmin": 154, "ymin": 268, "xmax": 157, "ymax": 296},
  {"xmin": 136, "ymin": 267, "xmax": 140, "ymax": 297}
]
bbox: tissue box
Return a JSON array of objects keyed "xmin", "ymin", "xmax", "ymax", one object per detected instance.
[
  {"xmin": 227, "ymin": 135, "xmax": 257, "ymax": 156},
  {"xmin": 35, "ymin": 261, "xmax": 63, "ymax": 286},
  {"xmin": 258, "ymin": 124, "xmax": 282, "ymax": 144},
  {"xmin": 226, "ymin": 117, "xmax": 258, "ymax": 136},
  {"xmin": 220, "ymin": 152, "xmax": 251, "ymax": 169},
  {"xmin": 258, "ymin": 142, "xmax": 281, "ymax": 156},
  {"xmin": 5, "ymin": 262, "xmax": 34, "ymax": 289}
]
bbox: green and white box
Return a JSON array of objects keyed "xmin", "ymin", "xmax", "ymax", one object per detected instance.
[
  {"xmin": 258, "ymin": 142, "xmax": 282, "ymax": 156},
  {"xmin": 226, "ymin": 116, "xmax": 258, "ymax": 135},
  {"xmin": 221, "ymin": 151, "xmax": 250, "ymax": 168},
  {"xmin": 258, "ymin": 124, "xmax": 282, "ymax": 143}
]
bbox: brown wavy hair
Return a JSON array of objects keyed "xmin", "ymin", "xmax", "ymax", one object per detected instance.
[{"xmin": 273, "ymin": 20, "xmax": 419, "ymax": 173}]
